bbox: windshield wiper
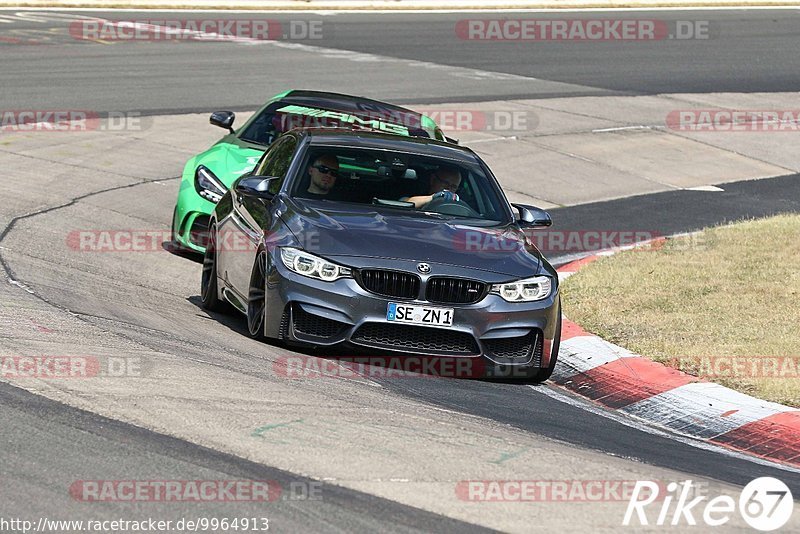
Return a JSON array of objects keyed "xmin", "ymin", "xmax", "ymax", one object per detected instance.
[
  {"xmin": 372, "ymin": 198, "xmax": 415, "ymax": 209},
  {"xmin": 419, "ymin": 211, "xmax": 450, "ymax": 220}
]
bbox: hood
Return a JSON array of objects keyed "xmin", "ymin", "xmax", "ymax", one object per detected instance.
[
  {"xmin": 198, "ymin": 142, "xmax": 264, "ymax": 187},
  {"xmin": 279, "ymin": 199, "xmax": 542, "ymax": 278}
]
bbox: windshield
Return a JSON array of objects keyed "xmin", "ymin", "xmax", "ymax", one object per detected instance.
[
  {"xmin": 290, "ymin": 146, "xmax": 510, "ymax": 223},
  {"xmin": 239, "ymin": 102, "xmax": 438, "ymax": 146}
]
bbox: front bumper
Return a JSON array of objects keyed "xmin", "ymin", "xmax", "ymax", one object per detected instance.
[
  {"xmin": 265, "ymin": 256, "xmax": 560, "ymax": 376},
  {"xmin": 173, "ymin": 183, "xmax": 217, "ymax": 253}
]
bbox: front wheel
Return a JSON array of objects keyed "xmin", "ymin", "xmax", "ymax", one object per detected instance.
[
  {"xmin": 246, "ymin": 250, "xmax": 268, "ymax": 340},
  {"xmin": 200, "ymin": 224, "xmax": 226, "ymax": 312}
]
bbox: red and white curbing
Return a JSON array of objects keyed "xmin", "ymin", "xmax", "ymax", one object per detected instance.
[{"xmin": 554, "ymin": 236, "xmax": 800, "ymax": 468}]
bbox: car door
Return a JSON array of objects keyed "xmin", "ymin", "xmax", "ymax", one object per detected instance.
[{"xmin": 225, "ymin": 135, "xmax": 298, "ymax": 299}]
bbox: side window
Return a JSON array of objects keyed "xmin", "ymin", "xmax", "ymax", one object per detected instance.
[{"xmin": 254, "ymin": 136, "xmax": 298, "ymax": 194}]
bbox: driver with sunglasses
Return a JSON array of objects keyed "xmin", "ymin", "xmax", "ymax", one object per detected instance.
[
  {"xmin": 305, "ymin": 154, "xmax": 340, "ymax": 199},
  {"xmin": 401, "ymin": 165, "xmax": 462, "ymax": 209}
]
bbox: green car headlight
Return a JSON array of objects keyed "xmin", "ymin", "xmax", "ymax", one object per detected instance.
[
  {"xmin": 194, "ymin": 165, "xmax": 227, "ymax": 203},
  {"xmin": 491, "ymin": 276, "xmax": 552, "ymax": 302},
  {"xmin": 280, "ymin": 248, "xmax": 352, "ymax": 282}
]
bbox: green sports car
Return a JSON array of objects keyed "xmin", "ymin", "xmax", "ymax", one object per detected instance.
[{"xmin": 172, "ymin": 90, "xmax": 448, "ymax": 253}]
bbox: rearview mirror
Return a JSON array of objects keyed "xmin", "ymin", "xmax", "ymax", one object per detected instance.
[
  {"xmin": 235, "ymin": 176, "xmax": 278, "ymax": 199},
  {"xmin": 512, "ymin": 203, "xmax": 552, "ymax": 229},
  {"xmin": 210, "ymin": 111, "xmax": 235, "ymax": 133},
  {"xmin": 377, "ymin": 165, "xmax": 417, "ymax": 179}
]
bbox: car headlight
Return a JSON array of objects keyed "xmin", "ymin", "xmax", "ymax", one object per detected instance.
[
  {"xmin": 194, "ymin": 165, "xmax": 227, "ymax": 203},
  {"xmin": 280, "ymin": 248, "xmax": 352, "ymax": 282},
  {"xmin": 491, "ymin": 276, "xmax": 552, "ymax": 302}
]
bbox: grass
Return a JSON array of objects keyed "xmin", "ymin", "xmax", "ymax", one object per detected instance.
[{"xmin": 562, "ymin": 214, "xmax": 800, "ymax": 407}]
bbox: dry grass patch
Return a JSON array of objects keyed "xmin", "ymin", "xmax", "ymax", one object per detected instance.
[{"xmin": 562, "ymin": 214, "xmax": 800, "ymax": 407}]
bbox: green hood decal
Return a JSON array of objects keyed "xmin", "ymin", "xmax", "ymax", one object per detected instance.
[{"xmin": 276, "ymin": 104, "xmax": 411, "ymax": 136}]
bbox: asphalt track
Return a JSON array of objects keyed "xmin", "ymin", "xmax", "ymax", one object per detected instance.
[
  {"xmin": 0, "ymin": 381, "xmax": 493, "ymax": 533},
  {"xmin": 1, "ymin": 9, "xmax": 800, "ymax": 112},
  {"xmin": 2, "ymin": 8, "xmax": 800, "ymax": 533},
  {"xmin": 550, "ymin": 172, "xmax": 800, "ymax": 255}
]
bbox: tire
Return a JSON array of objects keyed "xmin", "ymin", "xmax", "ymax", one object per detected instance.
[
  {"xmin": 200, "ymin": 224, "xmax": 226, "ymax": 312},
  {"xmin": 246, "ymin": 250, "xmax": 268, "ymax": 340},
  {"xmin": 169, "ymin": 206, "xmax": 184, "ymax": 253},
  {"xmin": 170, "ymin": 206, "xmax": 178, "ymax": 243},
  {"xmin": 531, "ymin": 302, "xmax": 562, "ymax": 383},
  {"xmin": 169, "ymin": 207, "xmax": 195, "ymax": 255}
]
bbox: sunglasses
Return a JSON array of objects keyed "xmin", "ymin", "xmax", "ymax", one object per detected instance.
[{"xmin": 312, "ymin": 164, "xmax": 338, "ymax": 175}]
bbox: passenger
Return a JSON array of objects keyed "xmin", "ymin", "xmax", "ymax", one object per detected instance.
[{"xmin": 401, "ymin": 165, "xmax": 462, "ymax": 209}]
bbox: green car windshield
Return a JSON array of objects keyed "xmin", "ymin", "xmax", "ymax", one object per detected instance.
[{"xmin": 239, "ymin": 103, "xmax": 441, "ymax": 146}]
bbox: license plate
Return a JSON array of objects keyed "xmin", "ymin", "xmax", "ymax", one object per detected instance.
[{"xmin": 386, "ymin": 303, "xmax": 454, "ymax": 327}]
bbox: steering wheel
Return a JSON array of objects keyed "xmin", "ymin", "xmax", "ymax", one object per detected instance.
[{"xmin": 424, "ymin": 194, "xmax": 481, "ymax": 218}]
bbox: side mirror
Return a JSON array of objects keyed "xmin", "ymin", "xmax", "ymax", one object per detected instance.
[
  {"xmin": 235, "ymin": 176, "xmax": 278, "ymax": 199},
  {"xmin": 512, "ymin": 203, "xmax": 552, "ymax": 229},
  {"xmin": 210, "ymin": 111, "xmax": 235, "ymax": 133}
]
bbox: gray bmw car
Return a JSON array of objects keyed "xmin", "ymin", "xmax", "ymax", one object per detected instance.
[{"xmin": 201, "ymin": 128, "xmax": 561, "ymax": 381}]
